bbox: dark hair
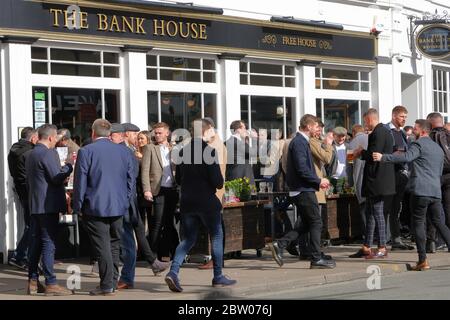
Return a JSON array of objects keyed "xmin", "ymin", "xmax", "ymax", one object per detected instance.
[
  {"xmin": 392, "ymin": 105, "xmax": 408, "ymax": 115},
  {"xmin": 404, "ymin": 125, "xmax": 413, "ymax": 132},
  {"xmin": 415, "ymin": 119, "xmax": 431, "ymax": 133},
  {"xmin": 363, "ymin": 108, "xmax": 378, "ymax": 118},
  {"xmin": 21, "ymin": 127, "xmax": 36, "ymax": 141},
  {"xmin": 38, "ymin": 124, "xmax": 57, "ymax": 140},
  {"xmin": 57, "ymin": 128, "xmax": 71, "ymax": 140},
  {"xmin": 299, "ymin": 114, "xmax": 318, "ymax": 130},
  {"xmin": 230, "ymin": 120, "xmax": 244, "ymax": 132},
  {"xmin": 426, "ymin": 112, "xmax": 443, "ymax": 121},
  {"xmin": 317, "ymin": 120, "xmax": 325, "ymax": 128}
]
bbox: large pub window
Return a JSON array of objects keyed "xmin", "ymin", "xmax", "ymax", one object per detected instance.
[{"xmin": 433, "ymin": 68, "xmax": 450, "ymax": 123}]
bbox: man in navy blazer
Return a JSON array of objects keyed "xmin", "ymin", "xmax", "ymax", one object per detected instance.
[
  {"xmin": 268, "ymin": 115, "xmax": 336, "ymax": 269},
  {"xmin": 73, "ymin": 119, "xmax": 134, "ymax": 296},
  {"xmin": 26, "ymin": 124, "xmax": 73, "ymax": 296}
]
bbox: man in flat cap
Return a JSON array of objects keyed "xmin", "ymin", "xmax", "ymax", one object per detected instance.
[{"xmin": 326, "ymin": 126, "xmax": 350, "ymax": 194}]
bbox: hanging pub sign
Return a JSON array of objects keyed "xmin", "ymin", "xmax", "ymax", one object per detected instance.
[{"xmin": 416, "ymin": 24, "xmax": 450, "ymax": 59}]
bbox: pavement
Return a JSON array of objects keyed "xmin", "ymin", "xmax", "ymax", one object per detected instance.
[{"xmin": 0, "ymin": 244, "xmax": 449, "ymax": 300}]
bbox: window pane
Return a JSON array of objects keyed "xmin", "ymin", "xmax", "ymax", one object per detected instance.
[
  {"xmin": 31, "ymin": 47, "xmax": 47, "ymax": 60},
  {"xmin": 147, "ymin": 91, "xmax": 159, "ymax": 129},
  {"xmin": 105, "ymin": 90, "xmax": 120, "ymax": 124},
  {"xmin": 203, "ymin": 59, "xmax": 215, "ymax": 70},
  {"xmin": 240, "ymin": 75, "xmax": 248, "ymax": 85},
  {"xmin": 203, "ymin": 94, "xmax": 217, "ymax": 125},
  {"xmin": 315, "ymin": 68, "xmax": 320, "ymax": 77},
  {"xmin": 51, "ymin": 63, "xmax": 101, "ymax": 77},
  {"xmin": 147, "ymin": 68, "xmax": 157, "ymax": 80},
  {"xmin": 250, "ymin": 63, "xmax": 282, "ymax": 75},
  {"xmin": 51, "ymin": 88, "xmax": 102, "ymax": 143},
  {"xmin": 285, "ymin": 66, "xmax": 295, "ymax": 76},
  {"xmin": 322, "ymin": 69, "xmax": 358, "ymax": 80},
  {"xmin": 51, "ymin": 48, "xmax": 100, "ymax": 63},
  {"xmin": 361, "ymin": 101, "xmax": 370, "ymax": 116},
  {"xmin": 323, "ymin": 80, "xmax": 359, "ymax": 91},
  {"xmin": 286, "ymin": 97, "xmax": 295, "ymax": 138},
  {"xmin": 316, "ymin": 99, "xmax": 322, "ymax": 120},
  {"xmin": 146, "ymin": 55, "xmax": 157, "ymax": 66},
  {"xmin": 103, "ymin": 52, "xmax": 119, "ymax": 64},
  {"xmin": 434, "ymin": 91, "xmax": 439, "ymax": 111},
  {"xmin": 323, "ymin": 99, "xmax": 359, "ymax": 132},
  {"xmin": 250, "ymin": 75, "xmax": 283, "ymax": 87},
  {"xmin": 433, "ymin": 70, "xmax": 438, "ymax": 90},
  {"xmin": 285, "ymin": 77, "xmax": 295, "ymax": 87},
  {"xmin": 103, "ymin": 66, "xmax": 120, "ymax": 78},
  {"xmin": 160, "ymin": 56, "xmax": 200, "ymax": 69},
  {"xmin": 361, "ymin": 82, "xmax": 370, "ymax": 92},
  {"xmin": 315, "ymin": 78, "xmax": 321, "ymax": 89},
  {"xmin": 241, "ymin": 96, "xmax": 249, "ymax": 127},
  {"xmin": 250, "ymin": 96, "xmax": 284, "ymax": 134},
  {"xmin": 444, "ymin": 92, "xmax": 447, "ymax": 113},
  {"xmin": 360, "ymin": 72, "xmax": 369, "ymax": 81},
  {"xmin": 240, "ymin": 62, "xmax": 247, "ymax": 73},
  {"xmin": 160, "ymin": 92, "xmax": 201, "ymax": 131},
  {"xmin": 203, "ymin": 72, "xmax": 216, "ymax": 83},
  {"xmin": 160, "ymin": 69, "xmax": 200, "ymax": 82},
  {"xmin": 32, "ymin": 62, "xmax": 48, "ymax": 74}
]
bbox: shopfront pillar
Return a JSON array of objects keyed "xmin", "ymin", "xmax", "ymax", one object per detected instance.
[{"xmin": 297, "ymin": 61, "xmax": 320, "ymax": 120}]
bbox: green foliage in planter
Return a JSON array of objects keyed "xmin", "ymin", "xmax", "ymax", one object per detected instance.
[{"xmin": 224, "ymin": 177, "xmax": 255, "ymax": 202}]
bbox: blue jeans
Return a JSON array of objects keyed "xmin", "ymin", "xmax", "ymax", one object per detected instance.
[
  {"xmin": 28, "ymin": 213, "xmax": 59, "ymax": 285},
  {"xmin": 13, "ymin": 191, "xmax": 31, "ymax": 263},
  {"xmin": 170, "ymin": 210, "xmax": 223, "ymax": 279},
  {"xmin": 119, "ymin": 218, "xmax": 136, "ymax": 285}
]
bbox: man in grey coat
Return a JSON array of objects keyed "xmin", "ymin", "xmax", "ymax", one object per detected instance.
[{"xmin": 373, "ymin": 119, "xmax": 450, "ymax": 270}]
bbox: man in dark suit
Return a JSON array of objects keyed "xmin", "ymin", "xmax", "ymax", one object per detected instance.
[
  {"xmin": 26, "ymin": 124, "xmax": 73, "ymax": 296},
  {"xmin": 351, "ymin": 108, "xmax": 395, "ymax": 258},
  {"xmin": 73, "ymin": 119, "xmax": 134, "ymax": 296},
  {"xmin": 373, "ymin": 119, "xmax": 450, "ymax": 270},
  {"xmin": 268, "ymin": 114, "xmax": 336, "ymax": 269},
  {"xmin": 225, "ymin": 120, "xmax": 256, "ymax": 185},
  {"xmin": 7, "ymin": 127, "xmax": 38, "ymax": 269},
  {"xmin": 165, "ymin": 119, "xmax": 236, "ymax": 292}
]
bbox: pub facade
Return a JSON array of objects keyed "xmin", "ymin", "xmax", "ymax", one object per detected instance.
[{"xmin": 0, "ymin": 0, "xmax": 449, "ymax": 261}]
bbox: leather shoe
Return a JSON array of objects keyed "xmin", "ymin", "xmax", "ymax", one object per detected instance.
[
  {"xmin": 349, "ymin": 246, "xmax": 371, "ymax": 258},
  {"xmin": 268, "ymin": 241, "xmax": 284, "ymax": 267},
  {"xmin": 89, "ymin": 288, "xmax": 116, "ymax": 296},
  {"xmin": 151, "ymin": 259, "xmax": 170, "ymax": 276},
  {"xmin": 117, "ymin": 281, "xmax": 134, "ymax": 290},
  {"xmin": 310, "ymin": 258, "xmax": 336, "ymax": 269},
  {"xmin": 27, "ymin": 279, "xmax": 46, "ymax": 295},
  {"xmin": 286, "ymin": 244, "xmax": 299, "ymax": 256},
  {"xmin": 299, "ymin": 252, "xmax": 332, "ymax": 261},
  {"xmin": 391, "ymin": 243, "xmax": 414, "ymax": 250},
  {"xmin": 410, "ymin": 260, "xmax": 430, "ymax": 271},
  {"xmin": 198, "ymin": 260, "xmax": 213, "ymax": 270}
]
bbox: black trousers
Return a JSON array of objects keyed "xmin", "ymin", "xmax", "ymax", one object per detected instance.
[
  {"xmin": 277, "ymin": 192, "xmax": 322, "ymax": 261},
  {"xmin": 133, "ymin": 210, "xmax": 156, "ymax": 264},
  {"xmin": 410, "ymin": 196, "xmax": 450, "ymax": 262},
  {"xmin": 149, "ymin": 187, "xmax": 179, "ymax": 259},
  {"xmin": 384, "ymin": 170, "xmax": 408, "ymax": 243},
  {"xmin": 426, "ymin": 184, "xmax": 450, "ymax": 243},
  {"xmin": 83, "ymin": 215, "xmax": 123, "ymax": 291}
]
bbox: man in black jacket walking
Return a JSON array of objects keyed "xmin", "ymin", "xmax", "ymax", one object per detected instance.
[
  {"xmin": 7, "ymin": 127, "xmax": 38, "ymax": 269},
  {"xmin": 165, "ymin": 119, "xmax": 237, "ymax": 293}
]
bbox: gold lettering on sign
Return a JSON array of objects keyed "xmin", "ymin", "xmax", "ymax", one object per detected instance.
[
  {"xmin": 190, "ymin": 23, "xmax": 199, "ymax": 38},
  {"xmin": 50, "ymin": 9, "xmax": 63, "ymax": 27},
  {"xmin": 109, "ymin": 15, "xmax": 121, "ymax": 32},
  {"xmin": 166, "ymin": 20, "xmax": 178, "ymax": 37},
  {"xmin": 80, "ymin": 12, "xmax": 89, "ymax": 29},
  {"xmin": 97, "ymin": 14, "xmax": 108, "ymax": 31},
  {"xmin": 153, "ymin": 19, "xmax": 166, "ymax": 36},
  {"xmin": 199, "ymin": 24, "xmax": 207, "ymax": 40},
  {"xmin": 179, "ymin": 22, "xmax": 190, "ymax": 38},
  {"xmin": 122, "ymin": 16, "xmax": 134, "ymax": 33},
  {"xmin": 136, "ymin": 18, "xmax": 146, "ymax": 34}
]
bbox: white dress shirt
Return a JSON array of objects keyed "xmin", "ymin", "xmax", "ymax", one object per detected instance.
[{"xmin": 160, "ymin": 144, "xmax": 174, "ymax": 188}]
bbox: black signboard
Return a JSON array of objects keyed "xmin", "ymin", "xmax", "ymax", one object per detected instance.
[
  {"xmin": 416, "ymin": 24, "xmax": 450, "ymax": 59},
  {"xmin": 0, "ymin": 0, "xmax": 376, "ymax": 64}
]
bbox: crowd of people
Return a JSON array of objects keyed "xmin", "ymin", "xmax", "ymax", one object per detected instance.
[{"xmin": 6, "ymin": 104, "xmax": 450, "ymax": 296}]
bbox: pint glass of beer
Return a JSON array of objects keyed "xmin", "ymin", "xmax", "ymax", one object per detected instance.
[{"xmin": 346, "ymin": 149, "xmax": 354, "ymax": 164}]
